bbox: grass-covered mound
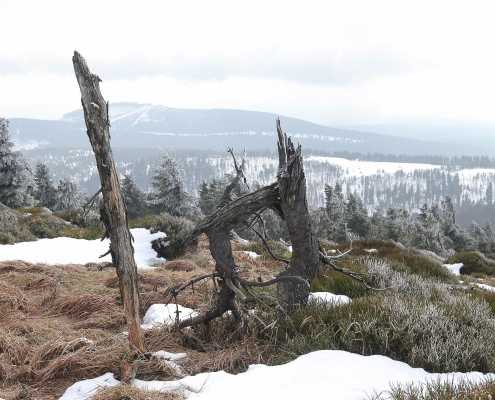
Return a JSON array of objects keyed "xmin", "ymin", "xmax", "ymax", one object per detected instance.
[
  {"xmin": 256, "ymin": 257, "xmax": 495, "ymax": 373},
  {"xmin": 448, "ymin": 251, "xmax": 495, "ymax": 276},
  {"xmin": 0, "ymin": 206, "xmax": 104, "ymax": 244}
]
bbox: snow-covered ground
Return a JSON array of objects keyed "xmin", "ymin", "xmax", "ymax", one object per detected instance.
[
  {"xmin": 242, "ymin": 251, "xmax": 261, "ymax": 259},
  {"xmin": 306, "ymin": 156, "xmax": 440, "ymax": 176},
  {"xmin": 141, "ymin": 304, "xmax": 198, "ymax": 329},
  {"xmin": 308, "ymin": 292, "xmax": 351, "ymax": 305},
  {"xmin": 443, "ymin": 263, "xmax": 463, "ymax": 275},
  {"xmin": 476, "ymin": 283, "xmax": 495, "ymax": 293},
  {"xmin": 59, "ymin": 350, "xmax": 494, "ymax": 400},
  {"xmin": 0, "ymin": 228, "xmax": 165, "ymax": 268}
]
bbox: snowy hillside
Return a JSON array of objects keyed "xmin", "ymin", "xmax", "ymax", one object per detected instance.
[
  {"xmin": 25, "ymin": 148, "xmax": 495, "ymax": 223},
  {"xmin": 9, "ymin": 102, "xmax": 478, "ymax": 155}
]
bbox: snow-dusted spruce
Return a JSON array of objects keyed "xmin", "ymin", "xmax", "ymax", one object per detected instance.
[
  {"xmin": 33, "ymin": 162, "xmax": 57, "ymax": 209},
  {"xmin": 121, "ymin": 174, "xmax": 147, "ymax": 219},
  {"xmin": 72, "ymin": 52, "xmax": 144, "ymax": 375},
  {"xmin": 0, "ymin": 118, "xmax": 33, "ymax": 208},
  {"xmin": 149, "ymin": 155, "xmax": 198, "ymax": 218}
]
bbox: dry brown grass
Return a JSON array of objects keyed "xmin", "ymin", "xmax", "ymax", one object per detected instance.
[
  {"xmin": 186, "ymin": 337, "xmax": 271, "ymax": 375},
  {"xmin": 91, "ymin": 385, "xmax": 183, "ymax": 400},
  {"xmin": 0, "ymin": 281, "xmax": 31, "ymax": 318},
  {"xmin": 0, "ymin": 237, "xmax": 284, "ymax": 400},
  {"xmin": 50, "ymin": 294, "xmax": 117, "ymax": 319},
  {"xmin": 162, "ymin": 259, "xmax": 198, "ymax": 272}
]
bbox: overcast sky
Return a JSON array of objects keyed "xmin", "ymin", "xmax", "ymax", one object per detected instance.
[{"xmin": 2, "ymin": 0, "xmax": 495, "ymax": 126}]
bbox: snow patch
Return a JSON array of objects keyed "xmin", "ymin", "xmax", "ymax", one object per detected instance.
[
  {"xmin": 443, "ymin": 263, "xmax": 463, "ymax": 276},
  {"xmin": 59, "ymin": 372, "xmax": 119, "ymax": 400},
  {"xmin": 364, "ymin": 248, "xmax": 378, "ymax": 253},
  {"xmin": 152, "ymin": 351, "xmax": 187, "ymax": 362},
  {"xmin": 242, "ymin": 251, "xmax": 260, "ymax": 259},
  {"xmin": 0, "ymin": 228, "xmax": 165, "ymax": 269},
  {"xmin": 59, "ymin": 350, "xmax": 494, "ymax": 400},
  {"xmin": 141, "ymin": 304, "xmax": 198, "ymax": 330},
  {"xmin": 306, "ymin": 156, "xmax": 439, "ymax": 177},
  {"xmin": 476, "ymin": 283, "xmax": 495, "ymax": 293},
  {"xmin": 309, "ymin": 292, "xmax": 352, "ymax": 306}
]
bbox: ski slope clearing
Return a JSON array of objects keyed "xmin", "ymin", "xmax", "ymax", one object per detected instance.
[
  {"xmin": 306, "ymin": 156, "xmax": 440, "ymax": 176},
  {"xmin": 59, "ymin": 350, "xmax": 494, "ymax": 400},
  {"xmin": 0, "ymin": 228, "xmax": 165, "ymax": 268}
]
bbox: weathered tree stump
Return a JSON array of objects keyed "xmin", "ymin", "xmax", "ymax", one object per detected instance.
[{"xmin": 72, "ymin": 51, "xmax": 144, "ymax": 352}]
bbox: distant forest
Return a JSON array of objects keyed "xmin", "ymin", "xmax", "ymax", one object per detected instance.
[{"xmin": 25, "ymin": 147, "xmax": 495, "ymax": 227}]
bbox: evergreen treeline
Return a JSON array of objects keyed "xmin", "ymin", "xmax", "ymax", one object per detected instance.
[{"xmin": 312, "ymin": 183, "xmax": 495, "ymax": 257}]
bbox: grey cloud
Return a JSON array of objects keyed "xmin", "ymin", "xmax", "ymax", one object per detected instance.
[{"xmin": 0, "ymin": 49, "xmax": 412, "ymax": 86}]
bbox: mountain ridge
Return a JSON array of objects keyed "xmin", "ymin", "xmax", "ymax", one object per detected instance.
[{"xmin": 8, "ymin": 102, "xmax": 482, "ymax": 155}]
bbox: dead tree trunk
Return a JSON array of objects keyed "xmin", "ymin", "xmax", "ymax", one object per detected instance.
[
  {"xmin": 275, "ymin": 119, "xmax": 320, "ymax": 309},
  {"xmin": 169, "ymin": 121, "xmax": 318, "ymax": 327},
  {"xmin": 72, "ymin": 51, "xmax": 144, "ymax": 353}
]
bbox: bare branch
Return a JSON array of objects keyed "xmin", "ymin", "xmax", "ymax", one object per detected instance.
[
  {"xmin": 165, "ymin": 272, "xmax": 220, "ymax": 301},
  {"xmin": 250, "ymin": 224, "xmax": 290, "ymax": 265}
]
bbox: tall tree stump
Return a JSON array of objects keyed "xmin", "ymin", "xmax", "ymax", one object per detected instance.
[{"xmin": 72, "ymin": 51, "xmax": 144, "ymax": 353}]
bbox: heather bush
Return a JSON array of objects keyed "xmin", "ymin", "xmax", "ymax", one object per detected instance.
[
  {"xmin": 371, "ymin": 379, "xmax": 495, "ymax": 400},
  {"xmin": 448, "ymin": 251, "xmax": 495, "ymax": 276},
  {"xmin": 261, "ymin": 257, "xmax": 495, "ymax": 373}
]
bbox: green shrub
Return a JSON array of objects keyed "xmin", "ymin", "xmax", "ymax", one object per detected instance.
[
  {"xmin": 0, "ymin": 231, "xmax": 16, "ymax": 244},
  {"xmin": 327, "ymin": 240, "xmax": 454, "ymax": 283},
  {"xmin": 383, "ymin": 251, "xmax": 453, "ymax": 283},
  {"xmin": 311, "ymin": 270, "xmax": 368, "ymax": 298},
  {"xmin": 55, "ymin": 208, "xmax": 100, "ymax": 228},
  {"xmin": 448, "ymin": 251, "xmax": 495, "ymax": 276},
  {"xmin": 259, "ymin": 258, "xmax": 495, "ymax": 373}
]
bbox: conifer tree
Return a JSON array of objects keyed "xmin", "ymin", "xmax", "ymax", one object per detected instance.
[
  {"xmin": 0, "ymin": 118, "xmax": 33, "ymax": 207},
  {"xmin": 121, "ymin": 174, "xmax": 147, "ymax": 219},
  {"xmin": 54, "ymin": 178, "xmax": 83, "ymax": 211},
  {"xmin": 34, "ymin": 162, "xmax": 56, "ymax": 209},
  {"xmin": 151, "ymin": 156, "xmax": 197, "ymax": 218}
]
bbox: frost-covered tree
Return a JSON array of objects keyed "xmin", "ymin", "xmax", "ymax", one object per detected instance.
[
  {"xmin": 385, "ymin": 208, "xmax": 412, "ymax": 245},
  {"xmin": 369, "ymin": 209, "xmax": 388, "ymax": 240},
  {"xmin": 325, "ymin": 183, "xmax": 347, "ymax": 242},
  {"xmin": 486, "ymin": 182, "xmax": 493, "ymax": 206},
  {"xmin": 150, "ymin": 156, "xmax": 197, "ymax": 218},
  {"xmin": 121, "ymin": 174, "xmax": 147, "ymax": 219},
  {"xmin": 54, "ymin": 178, "xmax": 83, "ymax": 211},
  {"xmin": 0, "ymin": 118, "xmax": 33, "ymax": 207},
  {"xmin": 469, "ymin": 221, "xmax": 495, "ymax": 254},
  {"xmin": 413, "ymin": 203, "xmax": 446, "ymax": 254},
  {"xmin": 198, "ymin": 178, "xmax": 229, "ymax": 216},
  {"xmin": 34, "ymin": 162, "xmax": 56, "ymax": 209},
  {"xmin": 345, "ymin": 193, "xmax": 370, "ymax": 239}
]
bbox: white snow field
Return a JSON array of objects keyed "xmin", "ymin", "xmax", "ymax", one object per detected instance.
[
  {"xmin": 141, "ymin": 304, "xmax": 198, "ymax": 330},
  {"xmin": 0, "ymin": 228, "xmax": 165, "ymax": 268},
  {"xmin": 59, "ymin": 350, "xmax": 494, "ymax": 400},
  {"xmin": 306, "ymin": 156, "xmax": 439, "ymax": 176},
  {"xmin": 308, "ymin": 291, "xmax": 351, "ymax": 305}
]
